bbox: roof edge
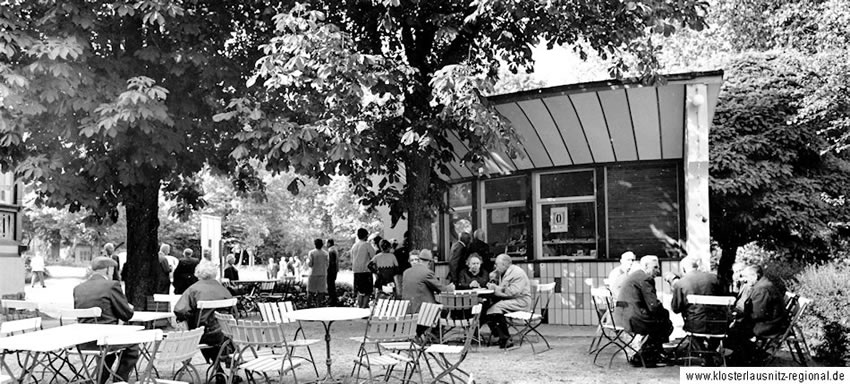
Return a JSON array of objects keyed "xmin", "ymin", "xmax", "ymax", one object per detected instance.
[{"xmin": 486, "ymin": 69, "xmax": 724, "ymax": 104}]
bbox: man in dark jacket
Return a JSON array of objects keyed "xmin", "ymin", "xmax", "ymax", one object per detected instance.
[
  {"xmin": 73, "ymin": 257, "xmax": 137, "ymax": 383},
  {"xmin": 326, "ymin": 239, "xmax": 339, "ymax": 306},
  {"xmin": 402, "ymin": 250, "xmax": 454, "ymax": 315},
  {"xmin": 448, "ymin": 232, "xmax": 471, "ymax": 284},
  {"xmin": 614, "ymin": 255, "xmax": 673, "ymax": 366},
  {"xmin": 727, "ymin": 264, "xmax": 788, "ymax": 365},
  {"xmin": 103, "ymin": 243, "xmax": 121, "ymax": 281},
  {"xmin": 156, "ymin": 243, "xmax": 173, "ymax": 294},
  {"xmin": 172, "ymin": 248, "xmax": 200, "ymax": 294},
  {"xmin": 670, "ymin": 256, "xmax": 725, "ymax": 333},
  {"xmin": 467, "ymin": 229, "xmax": 493, "ymax": 272}
]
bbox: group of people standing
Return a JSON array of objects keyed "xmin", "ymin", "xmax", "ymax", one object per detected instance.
[{"xmin": 606, "ymin": 250, "xmax": 789, "ymax": 367}]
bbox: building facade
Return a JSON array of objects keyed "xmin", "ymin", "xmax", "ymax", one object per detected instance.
[{"xmin": 0, "ymin": 171, "xmax": 24, "ymax": 297}]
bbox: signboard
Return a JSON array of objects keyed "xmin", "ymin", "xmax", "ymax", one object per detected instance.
[
  {"xmin": 200, "ymin": 214, "xmax": 222, "ymax": 266},
  {"xmin": 550, "ymin": 207, "xmax": 568, "ymax": 233},
  {"xmin": 491, "ymin": 208, "xmax": 509, "ymax": 224}
]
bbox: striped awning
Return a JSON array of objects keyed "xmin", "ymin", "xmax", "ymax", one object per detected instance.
[{"xmin": 443, "ymin": 70, "xmax": 724, "ymax": 180}]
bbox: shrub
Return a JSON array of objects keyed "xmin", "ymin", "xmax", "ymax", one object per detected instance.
[
  {"xmin": 792, "ymin": 261, "xmax": 850, "ymax": 366},
  {"xmin": 736, "ymin": 242, "xmax": 805, "ymax": 291}
]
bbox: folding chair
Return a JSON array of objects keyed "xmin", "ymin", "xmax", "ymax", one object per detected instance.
[
  {"xmin": 378, "ymin": 302, "xmax": 444, "ymax": 382},
  {"xmin": 257, "ymin": 282, "xmax": 283, "ymax": 302},
  {"xmin": 256, "ymin": 301, "xmax": 320, "ymax": 376},
  {"xmin": 154, "ymin": 327, "xmax": 205, "ymax": 383},
  {"xmin": 590, "ymin": 288, "xmax": 644, "ymax": 368},
  {"xmin": 506, "ymin": 282, "xmax": 555, "ymax": 354},
  {"xmin": 349, "ymin": 299, "xmax": 411, "ymax": 344},
  {"xmin": 588, "ymin": 286, "xmax": 612, "ymax": 354},
  {"xmin": 229, "ymin": 320, "xmax": 312, "ymax": 383},
  {"xmin": 94, "ymin": 329, "xmax": 163, "ymax": 384},
  {"xmin": 783, "ymin": 292, "xmax": 812, "ymax": 360},
  {"xmin": 436, "ymin": 292, "xmax": 479, "ymax": 346},
  {"xmin": 1, "ymin": 299, "xmax": 40, "ymax": 321},
  {"xmin": 756, "ymin": 296, "xmax": 811, "ymax": 366},
  {"xmin": 424, "ymin": 304, "xmax": 483, "ymax": 384},
  {"xmin": 58, "ymin": 307, "xmax": 103, "ymax": 325},
  {"xmin": 678, "ymin": 295, "xmax": 735, "ymax": 366},
  {"xmin": 352, "ymin": 314, "xmax": 422, "ymax": 384},
  {"xmin": 208, "ymin": 313, "xmax": 238, "ymax": 384}
]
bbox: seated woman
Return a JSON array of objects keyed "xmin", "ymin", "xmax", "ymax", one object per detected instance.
[
  {"xmin": 173, "ymin": 262, "xmax": 234, "ymax": 374},
  {"xmin": 456, "ymin": 253, "xmax": 489, "ymax": 290},
  {"xmin": 370, "ymin": 239, "xmax": 399, "ymax": 298}
]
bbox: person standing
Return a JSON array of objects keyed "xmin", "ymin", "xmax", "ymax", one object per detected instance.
[
  {"xmin": 29, "ymin": 250, "xmax": 46, "ymax": 288},
  {"xmin": 370, "ymin": 239, "xmax": 399, "ymax": 298},
  {"xmin": 156, "ymin": 243, "xmax": 173, "ymax": 294},
  {"xmin": 448, "ymin": 232, "xmax": 471, "ymax": 284},
  {"xmin": 306, "ymin": 238, "xmax": 329, "ymax": 307},
  {"xmin": 467, "ymin": 229, "xmax": 492, "ymax": 272},
  {"xmin": 172, "ymin": 248, "xmax": 200, "ymax": 295},
  {"xmin": 351, "ymin": 228, "xmax": 376, "ymax": 308},
  {"xmin": 223, "ymin": 254, "xmax": 240, "ymax": 281},
  {"xmin": 326, "ymin": 239, "xmax": 339, "ymax": 306},
  {"xmin": 394, "ymin": 231, "xmax": 411, "ymax": 276},
  {"xmin": 73, "ymin": 257, "xmax": 136, "ymax": 383},
  {"xmin": 232, "ymin": 243, "xmax": 250, "ymax": 265},
  {"xmin": 103, "ymin": 243, "xmax": 121, "ymax": 281},
  {"xmin": 265, "ymin": 257, "xmax": 279, "ymax": 280}
]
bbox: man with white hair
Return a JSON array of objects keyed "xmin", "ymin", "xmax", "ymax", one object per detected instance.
[
  {"xmin": 103, "ymin": 242, "xmax": 121, "ymax": 281},
  {"xmin": 174, "ymin": 261, "xmax": 234, "ymax": 381},
  {"xmin": 614, "ymin": 255, "xmax": 673, "ymax": 367},
  {"xmin": 155, "ymin": 243, "xmax": 173, "ymax": 294},
  {"xmin": 486, "ymin": 254, "xmax": 532, "ymax": 349}
]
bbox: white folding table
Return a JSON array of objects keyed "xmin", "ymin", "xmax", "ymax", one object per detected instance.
[
  {"xmin": 0, "ymin": 323, "xmax": 144, "ymax": 383},
  {"xmin": 128, "ymin": 311, "xmax": 176, "ymax": 329}
]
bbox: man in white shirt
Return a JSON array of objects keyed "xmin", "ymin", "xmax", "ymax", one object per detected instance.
[
  {"xmin": 350, "ymin": 228, "xmax": 376, "ymax": 308},
  {"xmin": 607, "ymin": 251, "xmax": 635, "ymax": 296}
]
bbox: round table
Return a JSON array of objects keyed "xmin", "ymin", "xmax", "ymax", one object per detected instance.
[{"xmin": 287, "ymin": 307, "xmax": 371, "ymax": 382}]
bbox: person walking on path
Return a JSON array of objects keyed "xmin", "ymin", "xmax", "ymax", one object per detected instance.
[
  {"xmin": 326, "ymin": 239, "xmax": 339, "ymax": 306},
  {"xmin": 351, "ymin": 228, "xmax": 376, "ymax": 308},
  {"xmin": 29, "ymin": 250, "xmax": 47, "ymax": 288},
  {"xmin": 306, "ymin": 238, "xmax": 329, "ymax": 307}
]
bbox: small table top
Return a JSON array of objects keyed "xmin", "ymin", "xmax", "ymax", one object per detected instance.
[
  {"xmin": 0, "ymin": 323, "xmax": 145, "ymax": 353},
  {"xmin": 128, "ymin": 311, "xmax": 175, "ymax": 323},
  {"xmin": 287, "ymin": 307, "xmax": 371, "ymax": 322},
  {"xmin": 452, "ymin": 289, "xmax": 494, "ymax": 295}
]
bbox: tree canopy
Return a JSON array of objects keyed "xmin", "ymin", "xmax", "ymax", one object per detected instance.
[{"xmin": 217, "ymin": 0, "xmax": 712, "ymax": 252}]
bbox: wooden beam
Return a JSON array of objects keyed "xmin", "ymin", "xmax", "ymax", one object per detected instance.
[{"xmin": 684, "ymin": 84, "xmax": 710, "ymax": 268}]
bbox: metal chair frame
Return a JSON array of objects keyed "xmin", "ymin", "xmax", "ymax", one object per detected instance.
[
  {"xmin": 423, "ymin": 304, "xmax": 483, "ymax": 384},
  {"xmin": 378, "ymin": 302, "xmax": 445, "ymax": 382},
  {"xmin": 677, "ymin": 295, "xmax": 736, "ymax": 366},
  {"xmin": 506, "ymin": 282, "xmax": 555, "ymax": 354},
  {"xmin": 256, "ymin": 301, "xmax": 320, "ymax": 376},
  {"xmin": 94, "ymin": 329, "xmax": 163, "ymax": 384},
  {"xmin": 589, "ymin": 288, "xmax": 644, "ymax": 368},
  {"xmin": 156, "ymin": 327, "xmax": 206, "ymax": 383},
  {"xmin": 352, "ymin": 314, "xmax": 422, "ymax": 384},
  {"xmin": 229, "ymin": 320, "xmax": 310, "ymax": 384},
  {"xmin": 757, "ymin": 295, "xmax": 811, "ymax": 366},
  {"xmin": 436, "ymin": 293, "xmax": 479, "ymax": 347}
]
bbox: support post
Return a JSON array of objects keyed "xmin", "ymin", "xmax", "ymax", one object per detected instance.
[{"xmin": 684, "ymin": 84, "xmax": 711, "ymax": 268}]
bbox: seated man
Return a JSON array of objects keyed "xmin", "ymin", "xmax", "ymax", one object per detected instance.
[
  {"xmin": 174, "ymin": 262, "xmax": 234, "ymax": 380},
  {"xmin": 614, "ymin": 255, "xmax": 673, "ymax": 367},
  {"xmin": 73, "ymin": 257, "xmax": 137, "ymax": 384},
  {"xmin": 670, "ymin": 255, "xmax": 725, "ymax": 357},
  {"xmin": 486, "ymin": 254, "xmax": 531, "ymax": 349},
  {"xmin": 727, "ymin": 264, "xmax": 788, "ymax": 365},
  {"xmin": 607, "ymin": 251, "xmax": 636, "ymax": 297},
  {"xmin": 456, "ymin": 253, "xmax": 489, "ymax": 290},
  {"xmin": 402, "ymin": 249, "xmax": 453, "ymax": 314}
]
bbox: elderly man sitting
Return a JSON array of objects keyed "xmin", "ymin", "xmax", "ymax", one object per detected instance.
[
  {"xmin": 174, "ymin": 261, "xmax": 234, "ymax": 381},
  {"xmin": 485, "ymin": 254, "xmax": 531, "ymax": 349},
  {"xmin": 727, "ymin": 264, "xmax": 788, "ymax": 365},
  {"xmin": 73, "ymin": 257, "xmax": 136, "ymax": 383},
  {"xmin": 614, "ymin": 255, "xmax": 673, "ymax": 367}
]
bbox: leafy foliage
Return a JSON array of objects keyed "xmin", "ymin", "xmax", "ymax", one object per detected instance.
[
  {"xmin": 708, "ymin": 52, "xmax": 850, "ymax": 262},
  {"xmin": 217, "ymin": 0, "xmax": 712, "ymax": 250},
  {"xmin": 792, "ymin": 261, "xmax": 850, "ymax": 366}
]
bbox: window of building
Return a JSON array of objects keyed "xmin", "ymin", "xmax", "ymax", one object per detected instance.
[
  {"xmin": 482, "ymin": 176, "xmax": 528, "ymax": 259},
  {"xmin": 0, "ymin": 173, "xmax": 14, "ymax": 205},
  {"xmin": 534, "ymin": 170, "xmax": 597, "ymax": 259}
]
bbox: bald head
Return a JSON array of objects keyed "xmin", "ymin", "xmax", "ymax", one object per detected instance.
[
  {"xmin": 640, "ymin": 255, "xmax": 660, "ymax": 277},
  {"xmin": 495, "ymin": 253, "xmax": 512, "ymax": 273}
]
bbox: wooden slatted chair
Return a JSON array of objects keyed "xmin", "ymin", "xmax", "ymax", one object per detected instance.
[
  {"xmin": 588, "ymin": 286, "xmax": 613, "ymax": 354},
  {"xmin": 679, "ymin": 295, "xmax": 736, "ymax": 366},
  {"xmin": 506, "ymin": 282, "xmax": 556, "ymax": 354},
  {"xmin": 257, "ymin": 282, "xmax": 283, "ymax": 302},
  {"xmin": 377, "ymin": 302, "xmax": 444, "ymax": 382},
  {"xmin": 349, "ymin": 299, "xmax": 411, "ymax": 344},
  {"xmin": 207, "ymin": 313, "xmax": 238, "ymax": 384},
  {"xmin": 146, "ymin": 327, "xmax": 206, "ymax": 384},
  {"xmin": 0, "ymin": 299, "xmax": 40, "ymax": 321},
  {"xmin": 256, "ymin": 301, "xmax": 320, "ymax": 376},
  {"xmin": 352, "ymin": 314, "xmax": 422, "ymax": 384},
  {"xmin": 229, "ymin": 320, "xmax": 311, "ymax": 383},
  {"xmin": 436, "ymin": 292, "xmax": 479, "ymax": 346},
  {"xmin": 757, "ymin": 296, "xmax": 812, "ymax": 366},
  {"xmin": 423, "ymin": 304, "xmax": 483, "ymax": 384},
  {"xmin": 95, "ymin": 329, "xmax": 163, "ymax": 384},
  {"xmin": 58, "ymin": 307, "xmax": 108, "ymax": 380},
  {"xmin": 0, "ymin": 317, "xmax": 42, "ymax": 336},
  {"xmin": 590, "ymin": 288, "xmax": 644, "ymax": 368}
]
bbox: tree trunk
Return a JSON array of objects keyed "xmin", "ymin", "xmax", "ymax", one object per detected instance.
[
  {"xmin": 123, "ymin": 176, "xmax": 161, "ymax": 308},
  {"xmin": 405, "ymin": 154, "xmax": 435, "ymax": 258}
]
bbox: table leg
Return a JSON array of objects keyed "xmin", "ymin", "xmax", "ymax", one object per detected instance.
[{"xmin": 322, "ymin": 321, "xmax": 335, "ymax": 381}]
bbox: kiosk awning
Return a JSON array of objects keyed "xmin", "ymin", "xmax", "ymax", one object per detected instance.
[{"xmin": 443, "ymin": 70, "xmax": 724, "ymax": 181}]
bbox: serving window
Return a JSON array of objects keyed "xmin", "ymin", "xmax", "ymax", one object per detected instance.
[
  {"xmin": 534, "ymin": 170, "xmax": 598, "ymax": 259},
  {"xmin": 481, "ymin": 176, "xmax": 528, "ymax": 259},
  {"xmin": 445, "ymin": 182, "xmax": 472, "ymax": 261}
]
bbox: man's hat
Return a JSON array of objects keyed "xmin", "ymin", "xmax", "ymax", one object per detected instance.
[
  {"xmin": 91, "ymin": 256, "xmax": 118, "ymax": 270},
  {"xmin": 418, "ymin": 250, "xmax": 434, "ymax": 261}
]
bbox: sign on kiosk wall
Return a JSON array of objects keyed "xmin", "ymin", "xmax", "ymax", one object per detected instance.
[
  {"xmin": 201, "ymin": 214, "xmax": 222, "ymax": 266},
  {"xmin": 550, "ymin": 206, "xmax": 568, "ymax": 233}
]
